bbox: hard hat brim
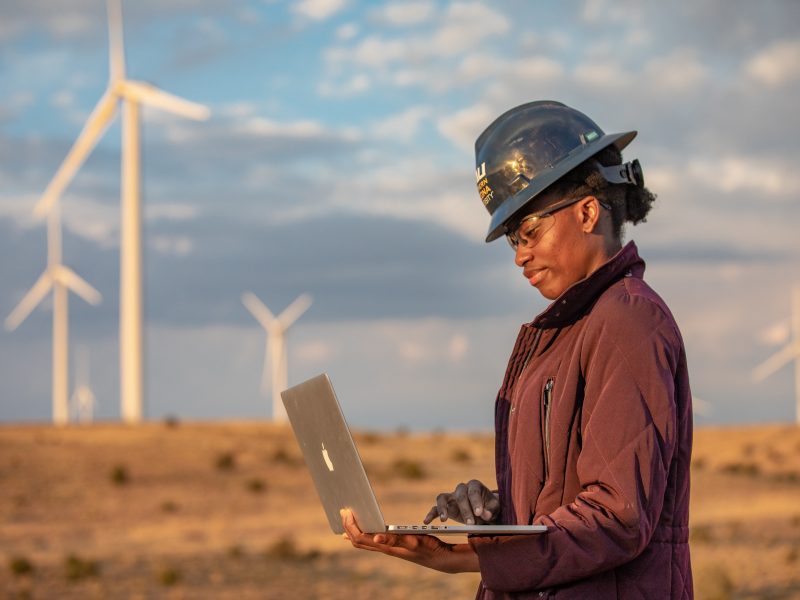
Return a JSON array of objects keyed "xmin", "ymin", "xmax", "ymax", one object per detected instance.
[{"xmin": 484, "ymin": 130, "xmax": 637, "ymax": 243}]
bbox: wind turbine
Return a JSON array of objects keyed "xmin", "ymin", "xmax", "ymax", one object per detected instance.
[
  {"xmin": 71, "ymin": 345, "xmax": 97, "ymax": 424},
  {"xmin": 242, "ymin": 292, "xmax": 312, "ymax": 422},
  {"xmin": 752, "ymin": 284, "xmax": 800, "ymax": 425},
  {"xmin": 4, "ymin": 205, "xmax": 102, "ymax": 425},
  {"xmin": 32, "ymin": 0, "xmax": 210, "ymax": 423}
]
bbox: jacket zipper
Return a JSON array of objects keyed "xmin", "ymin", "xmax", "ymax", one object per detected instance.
[{"xmin": 543, "ymin": 377, "xmax": 554, "ymax": 480}]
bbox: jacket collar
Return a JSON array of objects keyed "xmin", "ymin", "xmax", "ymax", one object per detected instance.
[{"xmin": 531, "ymin": 240, "xmax": 645, "ymax": 328}]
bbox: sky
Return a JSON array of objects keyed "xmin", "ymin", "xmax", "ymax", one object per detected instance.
[{"xmin": 1, "ymin": 0, "xmax": 799, "ymax": 430}]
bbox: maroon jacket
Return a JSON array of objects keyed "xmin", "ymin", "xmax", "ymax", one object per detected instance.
[{"xmin": 469, "ymin": 242, "xmax": 693, "ymax": 599}]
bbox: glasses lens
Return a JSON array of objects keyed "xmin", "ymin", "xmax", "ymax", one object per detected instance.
[{"xmin": 507, "ymin": 214, "xmax": 550, "ymax": 250}]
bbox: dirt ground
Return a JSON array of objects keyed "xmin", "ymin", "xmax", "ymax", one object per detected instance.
[{"xmin": 1, "ymin": 421, "xmax": 799, "ymax": 599}]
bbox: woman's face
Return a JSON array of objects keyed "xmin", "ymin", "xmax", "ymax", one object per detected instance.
[{"xmin": 512, "ymin": 197, "xmax": 605, "ymax": 300}]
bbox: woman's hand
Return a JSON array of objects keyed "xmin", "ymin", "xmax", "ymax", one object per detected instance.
[
  {"xmin": 340, "ymin": 509, "xmax": 479, "ymax": 573},
  {"xmin": 423, "ymin": 480, "xmax": 500, "ymax": 525}
]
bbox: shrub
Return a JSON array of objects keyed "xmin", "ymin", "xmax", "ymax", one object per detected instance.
[
  {"xmin": 227, "ymin": 545, "xmax": 244, "ymax": 559},
  {"xmin": 451, "ymin": 448, "xmax": 472, "ymax": 464},
  {"xmin": 110, "ymin": 465, "xmax": 129, "ymax": 486},
  {"xmin": 160, "ymin": 500, "xmax": 179, "ymax": 513},
  {"xmin": 689, "ymin": 524, "xmax": 713, "ymax": 544},
  {"xmin": 390, "ymin": 458, "xmax": 426, "ymax": 480},
  {"xmin": 215, "ymin": 452, "xmax": 236, "ymax": 471},
  {"xmin": 358, "ymin": 431, "xmax": 380, "ymax": 445},
  {"xmin": 9, "ymin": 556, "xmax": 34, "ymax": 576},
  {"xmin": 271, "ymin": 447, "xmax": 300, "ymax": 467},
  {"xmin": 695, "ymin": 564, "xmax": 734, "ymax": 600},
  {"xmin": 158, "ymin": 567, "xmax": 181, "ymax": 586},
  {"xmin": 720, "ymin": 462, "xmax": 759, "ymax": 477},
  {"xmin": 691, "ymin": 457, "xmax": 707, "ymax": 471},
  {"xmin": 64, "ymin": 554, "xmax": 100, "ymax": 581},
  {"xmin": 246, "ymin": 478, "xmax": 267, "ymax": 494},
  {"xmin": 264, "ymin": 536, "xmax": 320, "ymax": 562},
  {"xmin": 163, "ymin": 414, "xmax": 180, "ymax": 428}
]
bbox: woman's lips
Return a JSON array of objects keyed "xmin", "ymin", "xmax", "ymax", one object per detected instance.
[{"xmin": 525, "ymin": 267, "xmax": 546, "ymax": 286}]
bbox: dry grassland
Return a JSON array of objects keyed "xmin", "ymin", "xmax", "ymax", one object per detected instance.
[{"xmin": 1, "ymin": 421, "xmax": 799, "ymax": 599}]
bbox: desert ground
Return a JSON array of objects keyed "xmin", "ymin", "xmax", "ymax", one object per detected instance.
[{"xmin": 1, "ymin": 421, "xmax": 799, "ymax": 599}]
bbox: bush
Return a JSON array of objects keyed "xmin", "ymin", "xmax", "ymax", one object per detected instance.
[
  {"xmin": 264, "ymin": 536, "xmax": 320, "ymax": 562},
  {"xmin": 64, "ymin": 554, "xmax": 100, "ymax": 581},
  {"xmin": 158, "ymin": 567, "xmax": 181, "ymax": 586},
  {"xmin": 695, "ymin": 564, "xmax": 734, "ymax": 600},
  {"xmin": 271, "ymin": 447, "xmax": 300, "ymax": 467},
  {"xmin": 160, "ymin": 500, "xmax": 179, "ymax": 513},
  {"xmin": 245, "ymin": 478, "xmax": 267, "ymax": 494},
  {"xmin": 689, "ymin": 524, "xmax": 713, "ymax": 544},
  {"xmin": 451, "ymin": 448, "xmax": 472, "ymax": 464},
  {"xmin": 227, "ymin": 545, "xmax": 244, "ymax": 559},
  {"xmin": 110, "ymin": 465, "xmax": 129, "ymax": 486},
  {"xmin": 720, "ymin": 462, "xmax": 759, "ymax": 477},
  {"xmin": 215, "ymin": 452, "xmax": 236, "ymax": 471},
  {"xmin": 163, "ymin": 414, "xmax": 180, "ymax": 428},
  {"xmin": 9, "ymin": 556, "xmax": 34, "ymax": 576},
  {"xmin": 390, "ymin": 458, "xmax": 426, "ymax": 480}
]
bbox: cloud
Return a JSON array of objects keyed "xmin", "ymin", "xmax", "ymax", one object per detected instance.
[
  {"xmin": 688, "ymin": 156, "xmax": 800, "ymax": 196},
  {"xmin": 436, "ymin": 103, "xmax": 494, "ymax": 153},
  {"xmin": 745, "ymin": 39, "xmax": 800, "ymax": 86},
  {"xmin": 374, "ymin": 1, "xmax": 436, "ymax": 26},
  {"xmin": 371, "ymin": 105, "xmax": 431, "ymax": 141},
  {"xmin": 291, "ymin": 0, "xmax": 348, "ymax": 21},
  {"xmin": 335, "ymin": 22, "xmax": 359, "ymax": 41},
  {"xmin": 642, "ymin": 48, "xmax": 707, "ymax": 93}
]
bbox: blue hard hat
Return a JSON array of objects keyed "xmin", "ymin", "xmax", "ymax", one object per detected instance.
[{"xmin": 475, "ymin": 100, "xmax": 637, "ymax": 242}]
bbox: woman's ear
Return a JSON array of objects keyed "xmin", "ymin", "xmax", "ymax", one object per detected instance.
[{"xmin": 578, "ymin": 196, "xmax": 602, "ymax": 233}]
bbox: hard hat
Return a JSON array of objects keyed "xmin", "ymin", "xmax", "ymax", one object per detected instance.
[{"xmin": 475, "ymin": 100, "xmax": 638, "ymax": 242}]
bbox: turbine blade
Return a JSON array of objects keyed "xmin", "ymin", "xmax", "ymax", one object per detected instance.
[
  {"xmin": 107, "ymin": 0, "xmax": 126, "ymax": 81},
  {"xmin": 53, "ymin": 266, "xmax": 102, "ymax": 305},
  {"xmin": 752, "ymin": 343, "xmax": 800, "ymax": 382},
  {"xmin": 692, "ymin": 396, "xmax": 712, "ymax": 417},
  {"xmin": 33, "ymin": 91, "xmax": 119, "ymax": 218},
  {"xmin": 5, "ymin": 272, "xmax": 53, "ymax": 331},
  {"xmin": 278, "ymin": 294, "xmax": 312, "ymax": 329},
  {"xmin": 242, "ymin": 292, "xmax": 276, "ymax": 329},
  {"xmin": 116, "ymin": 80, "xmax": 210, "ymax": 120}
]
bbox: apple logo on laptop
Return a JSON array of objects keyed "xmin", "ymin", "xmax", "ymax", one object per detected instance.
[{"xmin": 321, "ymin": 443, "xmax": 334, "ymax": 471}]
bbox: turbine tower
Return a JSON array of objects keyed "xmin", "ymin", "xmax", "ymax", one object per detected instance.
[
  {"xmin": 242, "ymin": 292, "xmax": 312, "ymax": 421},
  {"xmin": 752, "ymin": 284, "xmax": 800, "ymax": 425},
  {"xmin": 71, "ymin": 345, "xmax": 97, "ymax": 424},
  {"xmin": 32, "ymin": 0, "xmax": 210, "ymax": 423},
  {"xmin": 4, "ymin": 205, "xmax": 102, "ymax": 425}
]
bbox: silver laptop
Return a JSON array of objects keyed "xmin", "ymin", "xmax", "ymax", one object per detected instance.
[{"xmin": 280, "ymin": 373, "xmax": 548, "ymax": 536}]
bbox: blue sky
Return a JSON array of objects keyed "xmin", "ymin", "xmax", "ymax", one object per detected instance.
[{"xmin": 1, "ymin": 0, "xmax": 799, "ymax": 429}]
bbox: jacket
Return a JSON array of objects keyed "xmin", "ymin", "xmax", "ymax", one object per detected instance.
[{"xmin": 469, "ymin": 241, "xmax": 693, "ymax": 599}]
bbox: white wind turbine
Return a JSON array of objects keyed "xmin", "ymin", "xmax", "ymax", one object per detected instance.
[
  {"xmin": 4, "ymin": 205, "xmax": 102, "ymax": 425},
  {"xmin": 242, "ymin": 292, "xmax": 313, "ymax": 422},
  {"xmin": 752, "ymin": 284, "xmax": 800, "ymax": 425},
  {"xmin": 71, "ymin": 345, "xmax": 97, "ymax": 424},
  {"xmin": 32, "ymin": 0, "xmax": 210, "ymax": 423}
]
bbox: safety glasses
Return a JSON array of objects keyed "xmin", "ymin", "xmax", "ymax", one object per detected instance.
[{"xmin": 505, "ymin": 196, "xmax": 611, "ymax": 250}]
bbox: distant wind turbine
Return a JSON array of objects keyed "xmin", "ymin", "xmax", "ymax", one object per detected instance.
[
  {"xmin": 32, "ymin": 0, "xmax": 210, "ymax": 424},
  {"xmin": 752, "ymin": 284, "xmax": 800, "ymax": 425},
  {"xmin": 71, "ymin": 345, "xmax": 96, "ymax": 424},
  {"xmin": 4, "ymin": 205, "xmax": 102, "ymax": 425},
  {"xmin": 242, "ymin": 292, "xmax": 312, "ymax": 421}
]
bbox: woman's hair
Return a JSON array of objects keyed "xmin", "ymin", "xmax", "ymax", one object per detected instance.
[{"xmin": 542, "ymin": 145, "xmax": 657, "ymax": 241}]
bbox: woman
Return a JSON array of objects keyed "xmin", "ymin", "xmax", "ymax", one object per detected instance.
[{"xmin": 342, "ymin": 101, "xmax": 693, "ymax": 599}]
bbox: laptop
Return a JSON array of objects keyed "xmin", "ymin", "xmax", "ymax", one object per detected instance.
[{"xmin": 280, "ymin": 373, "xmax": 548, "ymax": 536}]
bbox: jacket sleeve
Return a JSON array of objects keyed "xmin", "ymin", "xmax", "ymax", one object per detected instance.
[{"xmin": 469, "ymin": 292, "xmax": 681, "ymax": 592}]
